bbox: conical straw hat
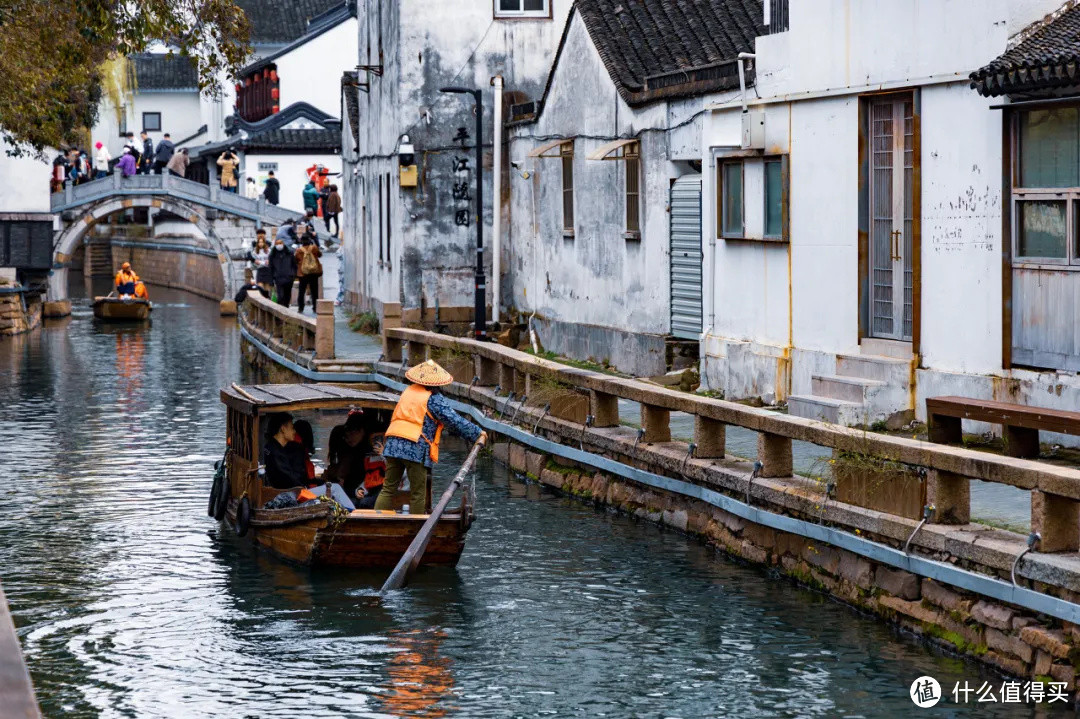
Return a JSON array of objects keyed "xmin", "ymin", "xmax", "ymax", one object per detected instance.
[{"xmin": 405, "ymin": 359, "xmax": 454, "ymax": 387}]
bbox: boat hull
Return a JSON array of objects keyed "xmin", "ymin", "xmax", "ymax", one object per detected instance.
[
  {"xmin": 93, "ymin": 297, "xmax": 151, "ymax": 320},
  {"xmin": 225, "ymin": 501, "xmax": 471, "ymax": 568}
]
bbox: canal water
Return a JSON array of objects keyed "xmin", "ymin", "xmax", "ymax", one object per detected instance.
[{"xmin": 0, "ymin": 282, "xmax": 1067, "ymax": 718}]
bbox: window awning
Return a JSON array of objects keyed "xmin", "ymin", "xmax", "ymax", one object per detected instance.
[
  {"xmin": 586, "ymin": 138, "xmax": 638, "ymax": 161},
  {"xmin": 526, "ymin": 139, "xmax": 568, "ymax": 158}
]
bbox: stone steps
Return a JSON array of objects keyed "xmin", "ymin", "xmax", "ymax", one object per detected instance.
[{"xmin": 789, "ymin": 350, "xmax": 912, "ymax": 427}]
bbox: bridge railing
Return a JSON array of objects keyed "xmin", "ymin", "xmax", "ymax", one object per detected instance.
[
  {"xmin": 385, "ymin": 327, "xmax": 1080, "ymax": 554},
  {"xmin": 50, "ymin": 173, "xmax": 302, "ymax": 228},
  {"xmin": 241, "ymin": 290, "xmax": 334, "ymax": 361}
]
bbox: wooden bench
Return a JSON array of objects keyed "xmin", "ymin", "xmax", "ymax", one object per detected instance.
[{"xmin": 927, "ymin": 396, "xmax": 1080, "ymax": 459}]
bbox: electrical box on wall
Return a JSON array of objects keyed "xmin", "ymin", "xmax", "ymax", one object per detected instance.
[
  {"xmin": 741, "ymin": 110, "xmax": 765, "ymax": 149},
  {"xmin": 399, "ymin": 165, "xmax": 418, "ymax": 188},
  {"xmin": 398, "ymin": 134, "xmax": 417, "ymax": 187}
]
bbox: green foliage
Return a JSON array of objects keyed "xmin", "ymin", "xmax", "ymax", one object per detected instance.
[
  {"xmin": 0, "ymin": 0, "xmax": 251, "ymax": 154},
  {"xmin": 348, "ymin": 311, "xmax": 380, "ymax": 335},
  {"xmin": 523, "ymin": 348, "xmax": 621, "ymax": 376}
]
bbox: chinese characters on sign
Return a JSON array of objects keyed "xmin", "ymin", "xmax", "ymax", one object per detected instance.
[{"xmin": 450, "ymin": 126, "xmax": 473, "ymax": 228}]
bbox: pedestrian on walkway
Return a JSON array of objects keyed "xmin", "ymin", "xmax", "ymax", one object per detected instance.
[
  {"xmin": 324, "ymin": 184, "xmax": 341, "ymax": 237},
  {"xmin": 94, "ymin": 142, "xmax": 111, "ymax": 179},
  {"xmin": 124, "ymin": 133, "xmax": 140, "ymax": 167},
  {"xmin": 217, "ymin": 150, "xmax": 239, "ymax": 193},
  {"xmin": 166, "ymin": 148, "xmax": 189, "ymax": 178},
  {"xmin": 247, "ymin": 230, "xmax": 273, "ymax": 292},
  {"xmin": 376, "ymin": 360, "xmax": 487, "ymax": 513},
  {"xmin": 117, "ymin": 147, "xmax": 137, "ymax": 177},
  {"xmin": 269, "ymin": 235, "xmax": 297, "ymax": 308},
  {"xmin": 302, "ymin": 179, "xmax": 320, "ymax": 214},
  {"xmin": 153, "ymin": 133, "xmax": 174, "ymax": 174},
  {"xmin": 139, "ymin": 131, "xmax": 154, "ymax": 174},
  {"xmin": 294, "ymin": 234, "xmax": 322, "ymax": 314},
  {"xmin": 263, "ymin": 170, "xmax": 280, "ymax": 205},
  {"xmin": 245, "ymin": 177, "xmax": 260, "ymax": 199},
  {"xmin": 50, "ymin": 152, "xmax": 67, "ymax": 192},
  {"xmin": 234, "ymin": 270, "xmax": 268, "ymax": 305}
]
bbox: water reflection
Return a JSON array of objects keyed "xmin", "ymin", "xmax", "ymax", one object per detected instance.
[{"xmin": 0, "ymin": 283, "xmax": 1069, "ymax": 717}]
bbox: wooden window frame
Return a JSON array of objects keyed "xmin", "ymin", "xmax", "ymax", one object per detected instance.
[
  {"xmin": 624, "ymin": 142, "xmax": 641, "ymax": 239},
  {"xmin": 718, "ymin": 159, "xmax": 745, "ymax": 239},
  {"xmin": 715, "ymin": 152, "xmax": 789, "ymax": 242},
  {"xmin": 763, "ymin": 157, "xmax": 785, "ymax": 240},
  {"xmin": 494, "ymin": 0, "xmax": 551, "ymax": 19},
  {"xmin": 385, "ymin": 171, "xmax": 392, "ymax": 267},
  {"xmin": 142, "ymin": 112, "xmax": 161, "ymax": 132},
  {"xmin": 560, "ymin": 142, "xmax": 574, "ymax": 236},
  {"xmin": 377, "ymin": 174, "xmax": 384, "ymax": 263},
  {"xmin": 1010, "ymin": 109, "xmax": 1080, "ymax": 270}
]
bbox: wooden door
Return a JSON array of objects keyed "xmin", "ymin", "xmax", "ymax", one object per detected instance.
[{"xmin": 869, "ymin": 96, "xmax": 914, "ymax": 341}]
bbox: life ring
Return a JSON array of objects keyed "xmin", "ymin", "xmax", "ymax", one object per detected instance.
[
  {"xmin": 235, "ymin": 496, "xmax": 251, "ymax": 537},
  {"xmin": 213, "ymin": 474, "xmax": 230, "ymax": 521}
]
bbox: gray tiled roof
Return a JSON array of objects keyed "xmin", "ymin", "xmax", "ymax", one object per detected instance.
[
  {"xmin": 234, "ymin": 0, "xmax": 344, "ymax": 45},
  {"xmin": 131, "ymin": 53, "xmax": 199, "ymax": 91},
  {"xmin": 576, "ymin": 0, "xmax": 765, "ymax": 105},
  {"xmin": 971, "ymin": 5, "xmax": 1080, "ymax": 97}
]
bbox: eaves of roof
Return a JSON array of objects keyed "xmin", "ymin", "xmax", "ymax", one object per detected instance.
[{"xmin": 241, "ymin": 3, "xmax": 356, "ymax": 77}]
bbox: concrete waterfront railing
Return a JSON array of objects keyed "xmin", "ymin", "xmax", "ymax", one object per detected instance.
[
  {"xmin": 385, "ymin": 327, "xmax": 1080, "ymax": 554},
  {"xmin": 241, "ymin": 291, "xmax": 334, "ymax": 361}
]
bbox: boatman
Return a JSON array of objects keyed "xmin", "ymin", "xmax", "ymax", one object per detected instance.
[
  {"xmin": 115, "ymin": 262, "xmax": 139, "ymax": 297},
  {"xmin": 376, "ymin": 359, "xmax": 487, "ymax": 513}
]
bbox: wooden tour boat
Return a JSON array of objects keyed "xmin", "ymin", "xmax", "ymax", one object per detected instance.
[
  {"xmin": 215, "ymin": 383, "xmax": 475, "ymax": 569},
  {"xmin": 93, "ymin": 296, "xmax": 151, "ymax": 321}
]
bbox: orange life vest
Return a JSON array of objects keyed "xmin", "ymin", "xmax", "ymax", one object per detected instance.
[
  {"xmin": 134, "ymin": 281, "xmax": 149, "ymax": 299},
  {"xmin": 363, "ymin": 455, "xmax": 386, "ymax": 489},
  {"xmin": 385, "ymin": 385, "xmax": 444, "ymax": 463}
]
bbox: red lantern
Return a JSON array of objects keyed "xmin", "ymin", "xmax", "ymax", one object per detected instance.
[
  {"xmin": 253, "ymin": 73, "xmax": 260, "ymax": 83},
  {"xmin": 244, "ymin": 77, "xmax": 251, "ymax": 87},
  {"xmin": 269, "ymin": 70, "xmax": 278, "ymax": 82},
  {"xmin": 270, "ymin": 87, "xmax": 279, "ymax": 100},
  {"xmin": 263, "ymin": 68, "xmax": 269, "ymax": 79},
  {"xmin": 234, "ymin": 82, "xmax": 242, "ymax": 93},
  {"xmin": 272, "ymin": 105, "xmax": 279, "ymax": 114}
]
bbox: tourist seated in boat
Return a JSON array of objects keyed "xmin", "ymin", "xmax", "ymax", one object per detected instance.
[
  {"xmin": 114, "ymin": 262, "xmax": 139, "ymax": 297},
  {"xmin": 376, "ymin": 360, "xmax": 487, "ymax": 513},
  {"xmin": 262, "ymin": 413, "xmax": 355, "ymax": 510},
  {"xmin": 292, "ymin": 419, "xmax": 317, "ymax": 484},
  {"xmin": 324, "ymin": 410, "xmax": 386, "ymax": 509}
]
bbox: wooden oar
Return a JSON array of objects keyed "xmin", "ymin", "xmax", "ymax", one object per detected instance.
[{"xmin": 381, "ymin": 436, "xmax": 485, "ymax": 592}]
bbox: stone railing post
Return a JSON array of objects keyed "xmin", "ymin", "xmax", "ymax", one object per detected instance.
[
  {"xmin": 693, "ymin": 416, "xmax": 727, "ymax": 458},
  {"xmin": 927, "ymin": 470, "xmax": 970, "ymax": 524},
  {"xmin": 315, "ymin": 299, "xmax": 335, "ymax": 359},
  {"xmin": 113, "ymin": 167, "xmax": 123, "ymax": 190},
  {"xmin": 64, "ymin": 180, "xmax": 73, "ymax": 205},
  {"xmin": 476, "ymin": 356, "xmax": 499, "ymax": 385},
  {"xmin": 757, "ymin": 432, "xmax": 792, "ymax": 477},
  {"xmin": 640, "ymin": 404, "xmax": 671, "ymax": 443},
  {"xmin": 499, "ymin": 363, "xmax": 516, "ymax": 395},
  {"xmin": 590, "ymin": 390, "xmax": 620, "ymax": 428},
  {"xmin": 1032, "ymin": 490, "xmax": 1080, "ymax": 553},
  {"xmin": 381, "ymin": 304, "xmax": 402, "ymax": 360}
]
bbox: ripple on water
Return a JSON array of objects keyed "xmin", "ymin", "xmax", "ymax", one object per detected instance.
[{"xmin": 0, "ymin": 284, "xmax": 1070, "ymax": 718}]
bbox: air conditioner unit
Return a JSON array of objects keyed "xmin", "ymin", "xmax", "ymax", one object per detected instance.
[{"xmin": 741, "ymin": 110, "xmax": 765, "ymax": 149}]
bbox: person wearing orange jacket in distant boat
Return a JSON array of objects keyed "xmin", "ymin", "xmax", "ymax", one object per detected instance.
[
  {"xmin": 375, "ymin": 360, "xmax": 487, "ymax": 514},
  {"xmin": 133, "ymin": 280, "xmax": 150, "ymax": 300},
  {"xmin": 115, "ymin": 262, "xmax": 139, "ymax": 296}
]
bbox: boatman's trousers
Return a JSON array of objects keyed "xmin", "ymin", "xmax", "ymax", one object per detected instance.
[{"xmin": 376, "ymin": 457, "xmax": 428, "ymax": 513}]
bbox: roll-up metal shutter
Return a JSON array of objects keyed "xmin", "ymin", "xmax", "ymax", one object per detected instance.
[{"xmin": 669, "ymin": 174, "xmax": 702, "ymax": 339}]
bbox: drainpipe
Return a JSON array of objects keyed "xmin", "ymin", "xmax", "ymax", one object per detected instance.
[
  {"xmin": 737, "ymin": 53, "xmax": 756, "ymax": 113},
  {"xmin": 491, "ymin": 75, "xmax": 504, "ymax": 327}
]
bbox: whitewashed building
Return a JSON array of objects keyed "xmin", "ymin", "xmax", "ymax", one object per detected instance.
[
  {"xmin": 697, "ymin": 0, "xmax": 1080, "ymax": 431},
  {"xmin": 505, "ymin": 0, "xmax": 762, "ymax": 376},
  {"xmin": 340, "ymin": 0, "xmax": 573, "ymax": 326}
]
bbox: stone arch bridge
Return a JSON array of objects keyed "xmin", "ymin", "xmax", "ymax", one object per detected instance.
[{"xmin": 49, "ymin": 173, "xmax": 310, "ymax": 303}]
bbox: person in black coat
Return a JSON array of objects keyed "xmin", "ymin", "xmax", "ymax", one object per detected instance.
[
  {"xmin": 153, "ymin": 133, "xmax": 175, "ymax": 174},
  {"xmin": 262, "ymin": 170, "xmax": 281, "ymax": 205},
  {"xmin": 262, "ymin": 413, "xmax": 309, "ymax": 489},
  {"xmin": 139, "ymin": 131, "xmax": 154, "ymax": 174},
  {"xmin": 269, "ymin": 236, "xmax": 297, "ymax": 308},
  {"xmin": 233, "ymin": 274, "xmax": 269, "ymax": 304}
]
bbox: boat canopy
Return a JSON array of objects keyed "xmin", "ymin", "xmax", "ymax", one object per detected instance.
[{"xmin": 220, "ymin": 384, "xmax": 399, "ymax": 415}]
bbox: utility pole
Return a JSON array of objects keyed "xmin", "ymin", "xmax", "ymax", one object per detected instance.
[{"xmin": 439, "ymin": 86, "xmax": 485, "ymax": 340}]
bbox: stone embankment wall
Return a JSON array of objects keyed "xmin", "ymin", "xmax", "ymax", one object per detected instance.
[
  {"xmin": 0, "ymin": 291, "xmax": 40, "ymax": 336},
  {"xmin": 490, "ymin": 438, "xmax": 1080, "ymax": 688},
  {"xmin": 111, "ymin": 241, "xmax": 224, "ymax": 300}
]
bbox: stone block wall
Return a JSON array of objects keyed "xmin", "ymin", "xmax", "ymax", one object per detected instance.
[
  {"xmin": 112, "ymin": 244, "xmax": 224, "ymax": 300},
  {"xmin": 491, "ymin": 439, "xmax": 1080, "ymax": 695}
]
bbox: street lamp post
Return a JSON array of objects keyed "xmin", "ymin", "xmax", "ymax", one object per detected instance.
[{"xmin": 439, "ymin": 86, "xmax": 485, "ymax": 340}]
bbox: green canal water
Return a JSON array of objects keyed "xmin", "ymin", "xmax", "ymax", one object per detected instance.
[{"xmin": 0, "ymin": 283, "xmax": 1069, "ymax": 717}]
